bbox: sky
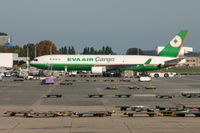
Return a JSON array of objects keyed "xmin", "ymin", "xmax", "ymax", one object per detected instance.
[{"xmin": 0, "ymin": 0, "xmax": 200, "ymax": 53}]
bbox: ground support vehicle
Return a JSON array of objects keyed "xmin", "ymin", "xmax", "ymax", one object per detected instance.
[
  {"xmin": 156, "ymin": 95, "xmax": 175, "ymax": 99},
  {"xmin": 139, "ymin": 76, "xmax": 151, "ymax": 82},
  {"xmin": 181, "ymin": 92, "xmax": 200, "ymax": 98},
  {"xmin": 24, "ymin": 75, "xmax": 34, "ymax": 80},
  {"xmin": 41, "ymin": 78, "xmax": 55, "ymax": 85},
  {"xmin": 88, "ymin": 94, "xmax": 104, "ymax": 98},
  {"xmin": 75, "ymin": 111, "xmax": 112, "ymax": 117},
  {"xmin": 115, "ymin": 94, "xmax": 131, "ymax": 98},
  {"xmin": 46, "ymin": 94, "xmax": 62, "ymax": 98}
]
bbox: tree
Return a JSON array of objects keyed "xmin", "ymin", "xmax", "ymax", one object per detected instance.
[
  {"xmin": 90, "ymin": 47, "xmax": 95, "ymax": 54},
  {"xmin": 59, "ymin": 46, "xmax": 76, "ymax": 54},
  {"xmin": 0, "ymin": 32, "xmax": 8, "ymax": 36},
  {"xmin": 82, "ymin": 46, "xmax": 115, "ymax": 55},
  {"xmin": 105, "ymin": 46, "xmax": 114, "ymax": 55},
  {"xmin": 126, "ymin": 48, "xmax": 144, "ymax": 55},
  {"xmin": 11, "ymin": 46, "xmax": 23, "ymax": 55},
  {"xmin": 63, "ymin": 46, "xmax": 67, "ymax": 54},
  {"xmin": 70, "ymin": 46, "xmax": 75, "ymax": 54},
  {"xmin": 83, "ymin": 47, "xmax": 90, "ymax": 54},
  {"xmin": 0, "ymin": 46, "xmax": 9, "ymax": 52},
  {"xmin": 37, "ymin": 40, "xmax": 59, "ymax": 56},
  {"xmin": 59, "ymin": 46, "xmax": 68, "ymax": 54}
]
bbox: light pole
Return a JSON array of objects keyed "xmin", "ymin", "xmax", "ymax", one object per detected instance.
[
  {"xmin": 26, "ymin": 45, "xmax": 29, "ymax": 70},
  {"xmin": 50, "ymin": 46, "xmax": 52, "ymax": 55},
  {"xmin": 35, "ymin": 45, "xmax": 37, "ymax": 58}
]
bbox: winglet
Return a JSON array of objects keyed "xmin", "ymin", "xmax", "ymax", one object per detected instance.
[{"xmin": 144, "ymin": 58, "xmax": 152, "ymax": 64}]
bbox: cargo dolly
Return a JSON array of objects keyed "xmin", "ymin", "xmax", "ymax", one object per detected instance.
[
  {"xmin": 46, "ymin": 94, "xmax": 62, "ymax": 98},
  {"xmin": 116, "ymin": 105, "xmax": 152, "ymax": 111},
  {"xmin": 115, "ymin": 94, "xmax": 131, "ymax": 98},
  {"xmin": 155, "ymin": 94, "xmax": 174, "ymax": 99},
  {"xmin": 75, "ymin": 111, "xmax": 112, "ymax": 117},
  {"xmin": 25, "ymin": 112, "xmax": 57, "ymax": 118},
  {"xmin": 116, "ymin": 106, "xmax": 131, "ymax": 111},
  {"xmin": 60, "ymin": 82, "xmax": 73, "ymax": 85},
  {"xmin": 128, "ymin": 86, "xmax": 140, "ymax": 90},
  {"xmin": 88, "ymin": 94, "xmax": 104, "ymax": 98},
  {"xmin": 105, "ymin": 86, "xmax": 119, "ymax": 90},
  {"xmin": 13, "ymin": 78, "xmax": 24, "ymax": 81},
  {"xmin": 124, "ymin": 110, "xmax": 155, "ymax": 117},
  {"xmin": 4, "ymin": 111, "xmax": 29, "ymax": 117},
  {"xmin": 158, "ymin": 110, "xmax": 200, "ymax": 117},
  {"xmin": 181, "ymin": 92, "xmax": 200, "ymax": 98},
  {"xmin": 145, "ymin": 86, "xmax": 156, "ymax": 89},
  {"xmin": 172, "ymin": 111, "xmax": 200, "ymax": 117}
]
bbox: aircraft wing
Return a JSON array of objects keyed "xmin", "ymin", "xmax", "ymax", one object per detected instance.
[{"xmin": 103, "ymin": 64, "xmax": 138, "ymax": 70}]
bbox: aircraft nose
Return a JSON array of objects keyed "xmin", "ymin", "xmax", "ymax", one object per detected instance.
[{"xmin": 30, "ymin": 60, "xmax": 36, "ymax": 67}]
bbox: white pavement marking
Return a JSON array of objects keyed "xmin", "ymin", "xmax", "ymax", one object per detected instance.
[{"xmin": 27, "ymin": 78, "xmax": 63, "ymax": 110}]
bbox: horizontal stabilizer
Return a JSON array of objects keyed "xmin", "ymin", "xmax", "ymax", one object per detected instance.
[{"xmin": 164, "ymin": 57, "xmax": 185, "ymax": 65}]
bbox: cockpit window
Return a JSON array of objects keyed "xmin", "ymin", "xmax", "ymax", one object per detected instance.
[{"xmin": 33, "ymin": 59, "xmax": 38, "ymax": 61}]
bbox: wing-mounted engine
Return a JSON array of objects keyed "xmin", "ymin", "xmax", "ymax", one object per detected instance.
[{"xmin": 91, "ymin": 66, "xmax": 106, "ymax": 74}]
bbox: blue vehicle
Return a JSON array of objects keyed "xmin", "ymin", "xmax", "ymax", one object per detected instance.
[{"xmin": 41, "ymin": 78, "xmax": 55, "ymax": 85}]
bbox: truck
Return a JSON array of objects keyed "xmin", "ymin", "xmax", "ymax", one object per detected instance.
[{"xmin": 149, "ymin": 72, "xmax": 176, "ymax": 78}]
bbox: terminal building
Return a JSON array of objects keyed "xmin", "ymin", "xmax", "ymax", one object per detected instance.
[
  {"xmin": 0, "ymin": 53, "xmax": 28, "ymax": 68},
  {"xmin": 184, "ymin": 57, "xmax": 200, "ymax": 67}
]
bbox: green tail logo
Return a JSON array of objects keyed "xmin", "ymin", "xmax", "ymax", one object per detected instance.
[{"xmin": 158, "ymin": 30, "xmax": 188, "ymax": 57}]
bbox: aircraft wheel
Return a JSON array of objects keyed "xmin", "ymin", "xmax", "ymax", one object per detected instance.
[
  {"xmin": 154, "ymin": 74, "xmax": 159, "ymax": 78},
  {"xmin": 164, "ymin": 73, "xmax": 169, "ymax": 78}
]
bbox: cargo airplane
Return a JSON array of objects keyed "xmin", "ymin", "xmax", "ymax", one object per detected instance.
[{"xmin": 30, "ymin": 30, "xmax": 188, "ymax": 73}]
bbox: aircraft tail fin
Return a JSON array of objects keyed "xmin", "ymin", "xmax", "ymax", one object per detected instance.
[{"xmin": 158, "ymin": 30, "xmax": 188, "ymax": 57}]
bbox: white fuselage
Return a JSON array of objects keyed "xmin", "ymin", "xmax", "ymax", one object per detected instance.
[{"xmin": 31, "ymin": 54, "xmax": 179, "ymax": 66}]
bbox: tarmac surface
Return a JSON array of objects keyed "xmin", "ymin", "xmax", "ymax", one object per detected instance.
[{"xmin": 0, "ymin": 75, "xmax": 200, "ymax": 133}]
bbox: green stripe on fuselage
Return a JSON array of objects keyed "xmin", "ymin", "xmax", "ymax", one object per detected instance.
[
  {"xmin": 125, "ymin": 64, "xmax": 172, "ymax": 71},
  {"xmin": 30, "ymin": 64, "xmax": 95, "ymax": 70}
]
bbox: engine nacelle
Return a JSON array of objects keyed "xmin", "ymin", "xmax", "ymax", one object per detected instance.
[{"xmin": 91, "ymin": 66, "xmax": 106, "ymax": 74}]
